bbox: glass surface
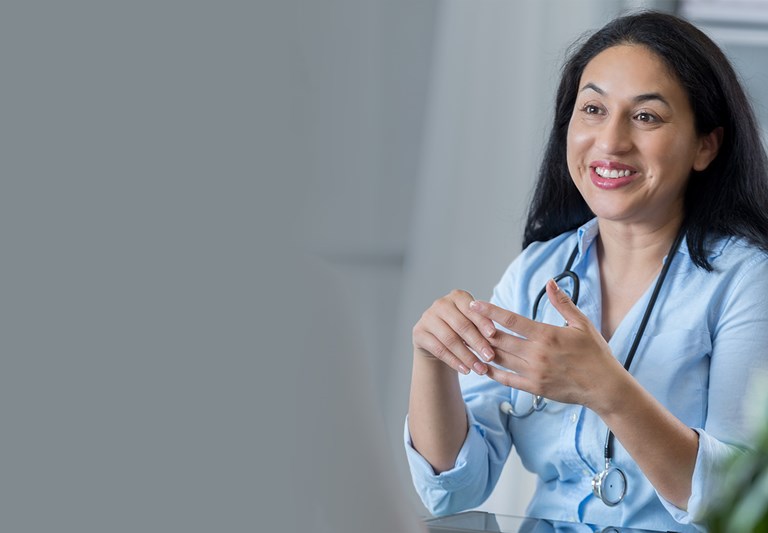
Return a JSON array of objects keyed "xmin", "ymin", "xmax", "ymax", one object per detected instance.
[{"xmin": 425, "ymin": 511, "xmax": 671, "ymax": 533}]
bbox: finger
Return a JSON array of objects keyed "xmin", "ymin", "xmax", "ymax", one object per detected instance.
[
  {"xmin": 414, "ymin": 333, "xmax": 472, "ymax": 375},
  {"xmin": 464, "ymin": 304, "xmax": 499, "ymax": 339},
  {"xmin": 448, "ymin": 289, "xmax": 498, "ymax": 340},
  {"xmin": 468, "ymin": 300, "xmax": 542, "ymax": 338},
  {"xmin": 545, "ymin": 279, "xmax": 586, "ymax": 329},
  {"xmin": 484, "ymin": 365, "xmax": 531, "ymax": 391},
  {"xmin": 444, "ymin": 300, "xmax": 496, "ymax": 362},
  {"xmin": 418, "ymin": 319, "xmax": 488, "ymax": 375},
  {"xmin": 484, "ymin": 331, "xmax": 531, "ymax": 371}
]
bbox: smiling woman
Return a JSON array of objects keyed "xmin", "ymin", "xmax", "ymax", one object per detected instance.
[
  {"xmin": 566, "ymin": 44, "xmax": 722, "ymax": 341},
  {"xmin": 405, "ymin": 11, "xmax": 768, "ymax": 532},
  {"xmin": 567, "ymin": 45, "xmax": 720, "ymax": 240}
]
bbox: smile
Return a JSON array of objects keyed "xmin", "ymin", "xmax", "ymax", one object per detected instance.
[
  {"xmin": 588, "ymin": 162, "xmax": 640, "ymax": 190},
  {"xmin": 593, "ymin": 166, "xmax": 636, "ymax": 179}
]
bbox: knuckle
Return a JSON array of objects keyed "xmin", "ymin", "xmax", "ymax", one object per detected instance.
[
  {"xmin": 502, "ymin": 313, "xmax": 518, "ymax": 330},
  {"xmin": 430, "ymin": 342, "xmax": 448, "ymax": 359},
  {"xmin": 418, "ymin": 307, "xmax": 434, "ymax": 326},
  {"xmin": 430, "ymin": 297, "xmax": 446, "ymax": 310},
  {"xmin": 539, "ymin": 329, "xmax": 557, "ymax": 347},
  {"xmin": 443, "ymin": 332, "xmax": 464, "ymax": 350},
  {"xmin": 529, "ymin": 367, "xmax": 546, "ymax": 387},
  {"xmin": 455, "ymin": 319, "xmax": 476, "ymax": 337},
  {"xmin": 449, "ymin": 289, "xmax": 473, "ymax": 303},
  {"xmin": 498, "ymin": 371, "xmax": 516, "ymax": 388}
]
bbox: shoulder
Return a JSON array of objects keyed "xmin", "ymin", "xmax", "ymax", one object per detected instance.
[
  {"xmin": 698, "ymin": 237, "xmax": 768, "ymax": 322},
  {"xmin": 503, "ymin": 230, "xmax": 578, "ymax": 282},
  {"xmin": 521, "ymin": 231, "xmax": 577, "ymax": 266},
  {"xmin": 709, "ymin": 236, "xmax": 768, "ymax": 275}
]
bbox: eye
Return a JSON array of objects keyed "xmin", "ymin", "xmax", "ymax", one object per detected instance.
[
  {"xmin": 634, "ymin": 111, "xmax": 659, "ymax": 123},
  {"xmin": 581, "ymin": 104, "xmax": 603, "ymax": 115}
]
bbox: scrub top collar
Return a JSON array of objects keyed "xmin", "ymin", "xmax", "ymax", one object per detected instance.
[{"xmin": 574, "ymin": 217, "xmax": 729, "ymax": 266}]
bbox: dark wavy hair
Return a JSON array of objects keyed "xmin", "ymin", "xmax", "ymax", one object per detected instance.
[{"xmin": 523, "ymin": 11, "xmax": 768, "ymax": 270}]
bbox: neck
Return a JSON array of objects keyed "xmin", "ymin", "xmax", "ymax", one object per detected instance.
[
  {"xmin": 595, "ymin": 219, "xmax": 683, "ymax": 341},
  {"xmin": 596, "ymin": 219, "xmax": 683, "ymax": 273}
]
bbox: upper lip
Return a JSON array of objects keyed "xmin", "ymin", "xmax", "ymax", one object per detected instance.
[{"xmin": 590, "ymin": 160, "xmax": 639, "ymax": 172}]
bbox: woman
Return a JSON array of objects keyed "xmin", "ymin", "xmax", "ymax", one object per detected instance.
[{"xmin": 405, "ymin": 11, "xmax": 768, "ymax": 531}]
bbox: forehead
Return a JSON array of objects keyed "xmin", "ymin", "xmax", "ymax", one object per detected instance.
[{"xmin": 578, "ymin": 44, "xmax": 688, "ymax": 102}]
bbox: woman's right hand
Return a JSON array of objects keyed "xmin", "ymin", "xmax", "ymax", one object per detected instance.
[{"xmin": 412, "ymin": 289, "xmax": 498, "ymax": 376}]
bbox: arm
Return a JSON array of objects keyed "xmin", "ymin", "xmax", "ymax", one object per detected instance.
[
  {"xmin": 591, "ymin": 362, "xmax": 699, "ymax": 508},
  {"xmin": 408, "ymin": 290, "xmax": 495, "ymax": 472},
  {"xmin": 406, "ymin": 289, "xmax": 519, "ymax": 516},
  {"xmin": 408, "ymin": 354, "xmax": 468, "ymax": 474}
]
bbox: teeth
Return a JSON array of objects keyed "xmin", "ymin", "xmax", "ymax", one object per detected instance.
[{"xmin": 594, "ymin": 167, "xmax": 634, "ymax": 178}]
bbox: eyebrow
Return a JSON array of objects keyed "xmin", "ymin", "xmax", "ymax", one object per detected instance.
[{"xmin": 579, "ymin": 82, "xmax": 671, "ymax": 108}]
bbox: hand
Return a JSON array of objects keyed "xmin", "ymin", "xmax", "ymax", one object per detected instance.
[
  {"xmin": 412, "ymin": 289, "xmax": 498, "ymax": 376},
  {"xmin": 469, "ymin": 280, "xmax": 622, "ymax": 409}
]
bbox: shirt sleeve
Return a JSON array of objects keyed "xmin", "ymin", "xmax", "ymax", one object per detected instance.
[
  {"xmin": 657, "ymin": 250, "xmax": 768, "ymax": 526},
  {"xmin": 403, "ymin": 405, "xmax": 502, "ymax": 517}
]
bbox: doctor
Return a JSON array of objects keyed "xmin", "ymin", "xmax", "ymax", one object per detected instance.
[{"xmin": 405, "ymin": 11, "xmax": 768, "ymax": 531}]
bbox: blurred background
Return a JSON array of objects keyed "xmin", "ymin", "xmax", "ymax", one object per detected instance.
[{"xmin": 2, "ymin": 0, "xmax": 767, "ymax": 531}]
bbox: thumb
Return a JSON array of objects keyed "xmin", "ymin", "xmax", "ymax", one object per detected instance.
[{"xmin": 546, "ymin": 278, "xmax": 585, "ymax": 328}]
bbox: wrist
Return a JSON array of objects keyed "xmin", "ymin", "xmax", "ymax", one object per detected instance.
[{"xmin": 585, "ymin": 359, "xmax": 633, "ymax": 418}]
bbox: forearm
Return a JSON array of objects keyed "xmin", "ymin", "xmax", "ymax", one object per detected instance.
[
  {"xmin": 594, "ymin": 370, "xmax": 699, "ymax": 509},
  {"xmin": 408, "ymin": 351, "xmax": 468, "ymax": 473}
]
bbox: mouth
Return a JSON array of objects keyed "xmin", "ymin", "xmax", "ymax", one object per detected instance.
[{"xmin": 588, "ymin": 161, "xmax": 639, "ymax": 189}]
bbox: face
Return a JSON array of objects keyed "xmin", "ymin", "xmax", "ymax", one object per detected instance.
[{"xmin": 566, "ymin": 44, "xmax": 720, "ymax": 230}]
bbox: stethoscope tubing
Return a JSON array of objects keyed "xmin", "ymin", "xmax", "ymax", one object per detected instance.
[{"xmin": 501, "ymin": 229, "xmax": 685, "ymax": 506}]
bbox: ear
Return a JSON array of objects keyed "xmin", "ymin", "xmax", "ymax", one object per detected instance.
[{"xmin": 693, "ymin": 126, "xmax": 723, "ymax": 171}]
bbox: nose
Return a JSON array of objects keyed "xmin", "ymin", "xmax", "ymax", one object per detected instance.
[{"xmin": 595, "ymin": 115, "xmax": 633, "ymax": 154}]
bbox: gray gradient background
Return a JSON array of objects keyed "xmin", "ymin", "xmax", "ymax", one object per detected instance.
[
  {"xmin": 3, "ymin": 1, "xmax": 765, "ymax": 531},
  {"xmin": 1, "ymin": 1, "xmax": 375, "ymax": 531}
]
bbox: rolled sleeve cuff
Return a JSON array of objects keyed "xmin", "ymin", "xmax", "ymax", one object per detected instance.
[
  {"xmin": 657, "ymin": 428, "xmax": 739, "ymax": 528},
  {"xmin": 403, "ymin": 409, "xmax": 491, "ymax": 514}
]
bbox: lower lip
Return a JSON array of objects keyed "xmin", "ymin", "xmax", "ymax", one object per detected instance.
[{"xmin": 589, "ymin": 167, "xmax": 638, "ymax": 189}]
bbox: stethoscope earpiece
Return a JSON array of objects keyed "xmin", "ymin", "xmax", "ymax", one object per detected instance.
[{"xmin": 499, "ymin": 396, "xmax": 546, "ymax": 418}]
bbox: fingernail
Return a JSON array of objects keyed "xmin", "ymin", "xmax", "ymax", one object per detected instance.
[
  {"xmin": 458, "ymin": 363, "xmax": 470, "ymax": 375},
  {"xmin": 484, "ymin": 327, "xmax": 495, "ymax": 337},
  {"xmin": 549, "ymin": 279, "xmax": 560, "ymax": 292},
  {"xmin": 473, "ymin": 361, "xmax": 487, "ymax": 375},
  {"xmin": 469, "ymin": 300, "xmax": 480, "ymax": 310},
  {"xmin": 481, "ymin": 347, "xmax": 494, "ymax": 361}
]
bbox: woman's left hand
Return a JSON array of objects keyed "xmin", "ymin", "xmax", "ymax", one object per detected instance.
[{"xmin": 469, "ymin": 279, "xmax": 623, "ymax": 410}]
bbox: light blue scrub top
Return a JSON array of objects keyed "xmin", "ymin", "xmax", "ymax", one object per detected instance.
[{"xmin": 405, "ymin": 219, "xmax": 768, "ymax": 532}]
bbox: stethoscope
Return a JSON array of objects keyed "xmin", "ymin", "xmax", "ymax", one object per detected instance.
[{"xmin": 499, "ymin": 230, "xmax": 684, "ymax": 506}]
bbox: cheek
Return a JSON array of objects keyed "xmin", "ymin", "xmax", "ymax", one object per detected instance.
[
  {"xmin": 566, "ymin": 122, "xmax": 588, "ymax": 174},
  {"xmin": 646, "ymin": 137, "xmax": 697, "ymax": 181}
]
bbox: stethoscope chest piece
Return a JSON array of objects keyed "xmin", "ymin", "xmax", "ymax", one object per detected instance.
[
  {"xmin": 592, "ymin": 460, "xmax": 627, "ymax": 506},
  {"xmin": 592, "ymin": 461, "xmax": 627, "ymax": 507}
]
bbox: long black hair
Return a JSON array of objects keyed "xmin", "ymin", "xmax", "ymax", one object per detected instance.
[{"xmin": 523, "ymin": 11, "xmax": 768, "ymax": 270}]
